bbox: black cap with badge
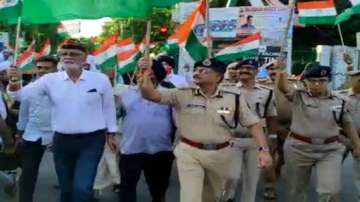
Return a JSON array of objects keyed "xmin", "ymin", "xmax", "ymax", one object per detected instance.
[
  {"xmin": 194, "ymin": 58, "xmax": 227, "ymax": 74},
  {"xmin": 236, "ymin": 59, "xmax": 259, "ymax": 69},
  {"xmin": 303, "ymin": 64, "xmax": 331, "ymax": 80}
]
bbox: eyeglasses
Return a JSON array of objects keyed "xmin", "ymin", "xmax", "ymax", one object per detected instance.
[
  {"xmin": 194, "ymin": 67, "xmax": 214, "ymax": 74},
  {"xmin": 58, "ymin": 51, "xmax": 83, "ymax": 57}
]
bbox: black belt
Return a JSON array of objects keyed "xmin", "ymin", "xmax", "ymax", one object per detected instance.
[{"xmin": 55, "ymin": 129, "xmax": 106, "ymax": 138}]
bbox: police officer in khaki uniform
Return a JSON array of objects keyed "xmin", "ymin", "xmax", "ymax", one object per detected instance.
[
  {"xmin": 223, "ymin": 59, "xmax": 278, "ymax": 202},
  {"xmin": 255, "ymin": 61, "xmax": 298, "ymax": 201},
  {"xmin": 138, "ymin": 57, "xmax": 273, "ymax": 202},
  {"xmin": 337, "ymin": 70, "xmax": 360, "ymax": 201},
  {"xmin": 222, "ymin": 62, "xmax": 240, "ymax": 87},
  {"xmin": 278, "ymin": 64, "xmax": 360, "ymax": 202}
]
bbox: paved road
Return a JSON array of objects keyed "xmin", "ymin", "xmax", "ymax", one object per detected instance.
[{"xmin": 0, "ymin": 151, "xmax": 357, "ymax": 202}]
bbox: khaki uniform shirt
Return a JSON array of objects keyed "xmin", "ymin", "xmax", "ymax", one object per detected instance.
[
  {"xmin": 337, "ymin": 89, "xmax": 360, "ymax": 133},
  {"xmin": 159, "ymin": 87, "xmax": 259, "ymax": 144},
  {"xmin": 232, "ymin": 84, "xmax": 277, "ymax": 137},
  {"xmin": 261, "ymin": 79, "xmax": 303, "ymax": 127},
  {"xmin": 286, "ymin": 90, "xmax": 353, "ymax": 138}
]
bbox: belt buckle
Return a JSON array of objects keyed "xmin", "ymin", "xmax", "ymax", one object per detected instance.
[
  {"xmin": 203, "ymin": 144, "xmax": 217, "ymax": 150},
  {"xmin": 311, "ymin": 138, "xmax": 324, "ymax": 145}
]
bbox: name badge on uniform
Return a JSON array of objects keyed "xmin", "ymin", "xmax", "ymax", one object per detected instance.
[
  {"xmin": 187, "ymin": 104, "xmax": 207, "ymax": 110},
  {"xmin": 217, "ymin": 107, "xmax": 231, "ymax": 115}
]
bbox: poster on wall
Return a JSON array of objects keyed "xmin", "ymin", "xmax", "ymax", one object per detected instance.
[{"xmin": 236, "ymin": 6, "xmax": 292, "ymax": 72}]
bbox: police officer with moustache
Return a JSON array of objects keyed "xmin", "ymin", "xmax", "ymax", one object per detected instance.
[
  {"xmin": 223, "ymin": 59, "xmax": 278, "ymax": 202},
  {"xmin": 138, "ymin": 57, "xmax": 272, "ymax": 202},
  {"xmin": 260, "ymin": 60, "xmax": 301, "ymax": 200},
  {"xmin": 277, "ymin": 64, "xmax": 360, "ymax": 202}
]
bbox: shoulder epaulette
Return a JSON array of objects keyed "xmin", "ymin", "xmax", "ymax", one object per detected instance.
[{"xmin": 221, "ymin": 89, "xmax": 240, "ymax": 95}]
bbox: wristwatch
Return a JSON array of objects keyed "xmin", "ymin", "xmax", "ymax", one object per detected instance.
[{"xmin": 257, "ymin": 146, "xmax": 270, "ymax": 152}]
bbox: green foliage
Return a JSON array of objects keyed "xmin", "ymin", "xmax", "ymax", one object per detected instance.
[
  {"xmin": 0, "ymin": 22, "xmax": 67, "ymax": 54},
  {"xmin": 101, "ymin": 8, "xmax": 175, "ymax": 44}
]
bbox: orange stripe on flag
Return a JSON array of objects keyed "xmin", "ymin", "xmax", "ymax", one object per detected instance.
[
  {"xmin": 239, "ymin": 32, "xmax": 261, "ymax": 44},
  {"xmin": 297, "ymin": 0, "xmax": 335, "ymax": 10},
  {"xmin": 117, "ymin": 48, "xmax": 139, "ymax": 61},
  {"xmin": 173, "ymin": 0, "xmax": 206, "ymax": 44},
  {"xmin": 118, "ymin": 38, "xmax": 133, "ymax": 47},
  {"xmin": 93, "ymin": 35, "xmax": 118, "ymax": 55},
  {"xmin": 16, "ymin": 50, "xmax": 34, "ymax": 65}
]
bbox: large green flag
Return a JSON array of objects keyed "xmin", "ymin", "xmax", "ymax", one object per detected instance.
[
  {"xmin": 21, "ymin": 0, "xmax": 153, "ymax": 24},
  {"xmin": 0, "ymin": 0, "xmax": 21, "ymax": 21},
  {"xmin": 152, "ymin": 0, "xmax": 196, "ymax": 7}
]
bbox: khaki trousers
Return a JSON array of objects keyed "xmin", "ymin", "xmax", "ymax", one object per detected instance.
[
  {"xmin": 224, "ymin": 138, "xmax": 260, "ymax": 202},
  {"xmin": 354, "ymin": 157, "xmax": 360, "ymax": 202},
  {"xmin": 284, "ymin": 138, "xmax": 345, "ymax": 202},
  {"xmin": 174, "ymin": 142, "xmax": 240, "ymax": 202}
]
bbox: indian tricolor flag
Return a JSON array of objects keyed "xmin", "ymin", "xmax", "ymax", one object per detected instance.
[
  {"xmin": 93, "ymin": 35, "xmax": 119, "ymax": 72},
  {"xmin": 215, "ymin": 32, "xmax": 261, "ymax": 62},
  {"xmin": 297, "ymin": 0, "xmax": 337, "ymax": 25},
  {"xmin": 173, "ymin": 0, "xmax": 208, "ymax": 62},
  {"xmin": 117, "ymin": 45, "xmax": 141, "ymax": 75},
  {"xmin": 37, "ymin": 39, "xmax": 51, "ymax": 58},
  {"xmin": 165, "ymin": 32, "xmax": 180, "ymax": 53},
  {"xmin": 17, "ymin": 50, "xmax": 36, "ymax": 72}
]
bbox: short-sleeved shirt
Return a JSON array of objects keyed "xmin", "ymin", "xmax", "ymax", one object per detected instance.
[
  {"xmin": 159, "ymin": 87, "xmax": 260, "ymax": 144},
  {"xmin": 287, "ymin": 90, "xmax": 352, "ymax": 138},
  {"xmin": 261, "ymin": 79, "xmax": 303, "ymax": 126},
  {"xmin": 232, "ymin": 84, "xmax": 277, "ymax": 137},
  {"xmin": 343, "ymin": 90, "xmax": 360, "ymax": 133},
  {"xmin": 120, "ymin": 86, "xmax": 174, "ymax": 155}
]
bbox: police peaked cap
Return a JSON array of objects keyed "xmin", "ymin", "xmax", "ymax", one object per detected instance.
[
  {"xmin": 194, "ymin": 58, "xmax": 227, "ymax": 74},
  {"xmin": 303, "ymin": 64, "xmax": 331, "ymax": 79},
  {"xmin": 236, "ymin": 59, "xmax": 259, "ymax": 69}
]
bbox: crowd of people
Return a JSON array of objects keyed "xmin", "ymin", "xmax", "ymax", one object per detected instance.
[{"xmin": 0, "ymin": 38, "xmax": 359, "ymax": 202}]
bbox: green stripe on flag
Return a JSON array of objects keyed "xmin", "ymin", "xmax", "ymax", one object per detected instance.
[
  {"xmin": 185, "ymin": 32, "xmax": 208, "ymax": 62},
  {"xmin": 215, "ymin": 49, "xmax": 258, "ymax": 62},
  {"xmin": 299, "ymin": 16, "xmax": 336, "ymax": 25},
  {"xmin": 20, "ymin": 63, "xmax": 35, "ymax": 72},
  {"xmin": 100, "ymin": 57, "xmax": 118, "ymax": 72},
  {"xmin": 21, "ymin": 0, "xmax": 152, "ymax": 24},
  {"xmin": 118, "ymin": 53, "xmax": 142, "ymax": 75}
]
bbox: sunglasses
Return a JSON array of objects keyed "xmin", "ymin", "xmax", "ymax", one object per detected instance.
[{"xmin": 36, "ymin": 65, "xmax": 53, "ymax": 69}]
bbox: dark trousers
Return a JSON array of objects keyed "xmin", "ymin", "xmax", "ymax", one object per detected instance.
[
  {"xmin": 19, "ymin": 139, "xmax": 46, "ymax": 202},
  {"xmin": 119, "ymin": 151, "xmax": 174, "ymax": 202},
  {"xmin": 53, "ymin": 130, "xmax": 105, "ymax": 202}
]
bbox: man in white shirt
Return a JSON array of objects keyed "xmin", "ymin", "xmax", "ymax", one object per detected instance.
[
  {"xmin": 16, "ymin": 56, "xmax": 58, "ymax": 202},
  {"xmin": 7, "ymin": 39, "xmax": 118, "ymax": 202}
]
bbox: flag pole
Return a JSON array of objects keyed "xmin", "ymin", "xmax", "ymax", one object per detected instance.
[
  {"xmin": 9, "ymin": 16, "xmax": 22, "ymax": 83},
  {"xmin": 144, "ymin": 20, "xmax": 152, "ymax": 60},
  {"xmin": 337, "ymin": 24, "xmax": 345, "ymax": 46},
  {"xmin": 279, "ymin": 0, "xmax": 296, "ymax": 70},
  {"xmin": 205, "ymin": 0, "xmax": 212, "ymax": 58},
  {"xmin": 13, "ymin": 16, "xmax": 22, "ymax": 66}
]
